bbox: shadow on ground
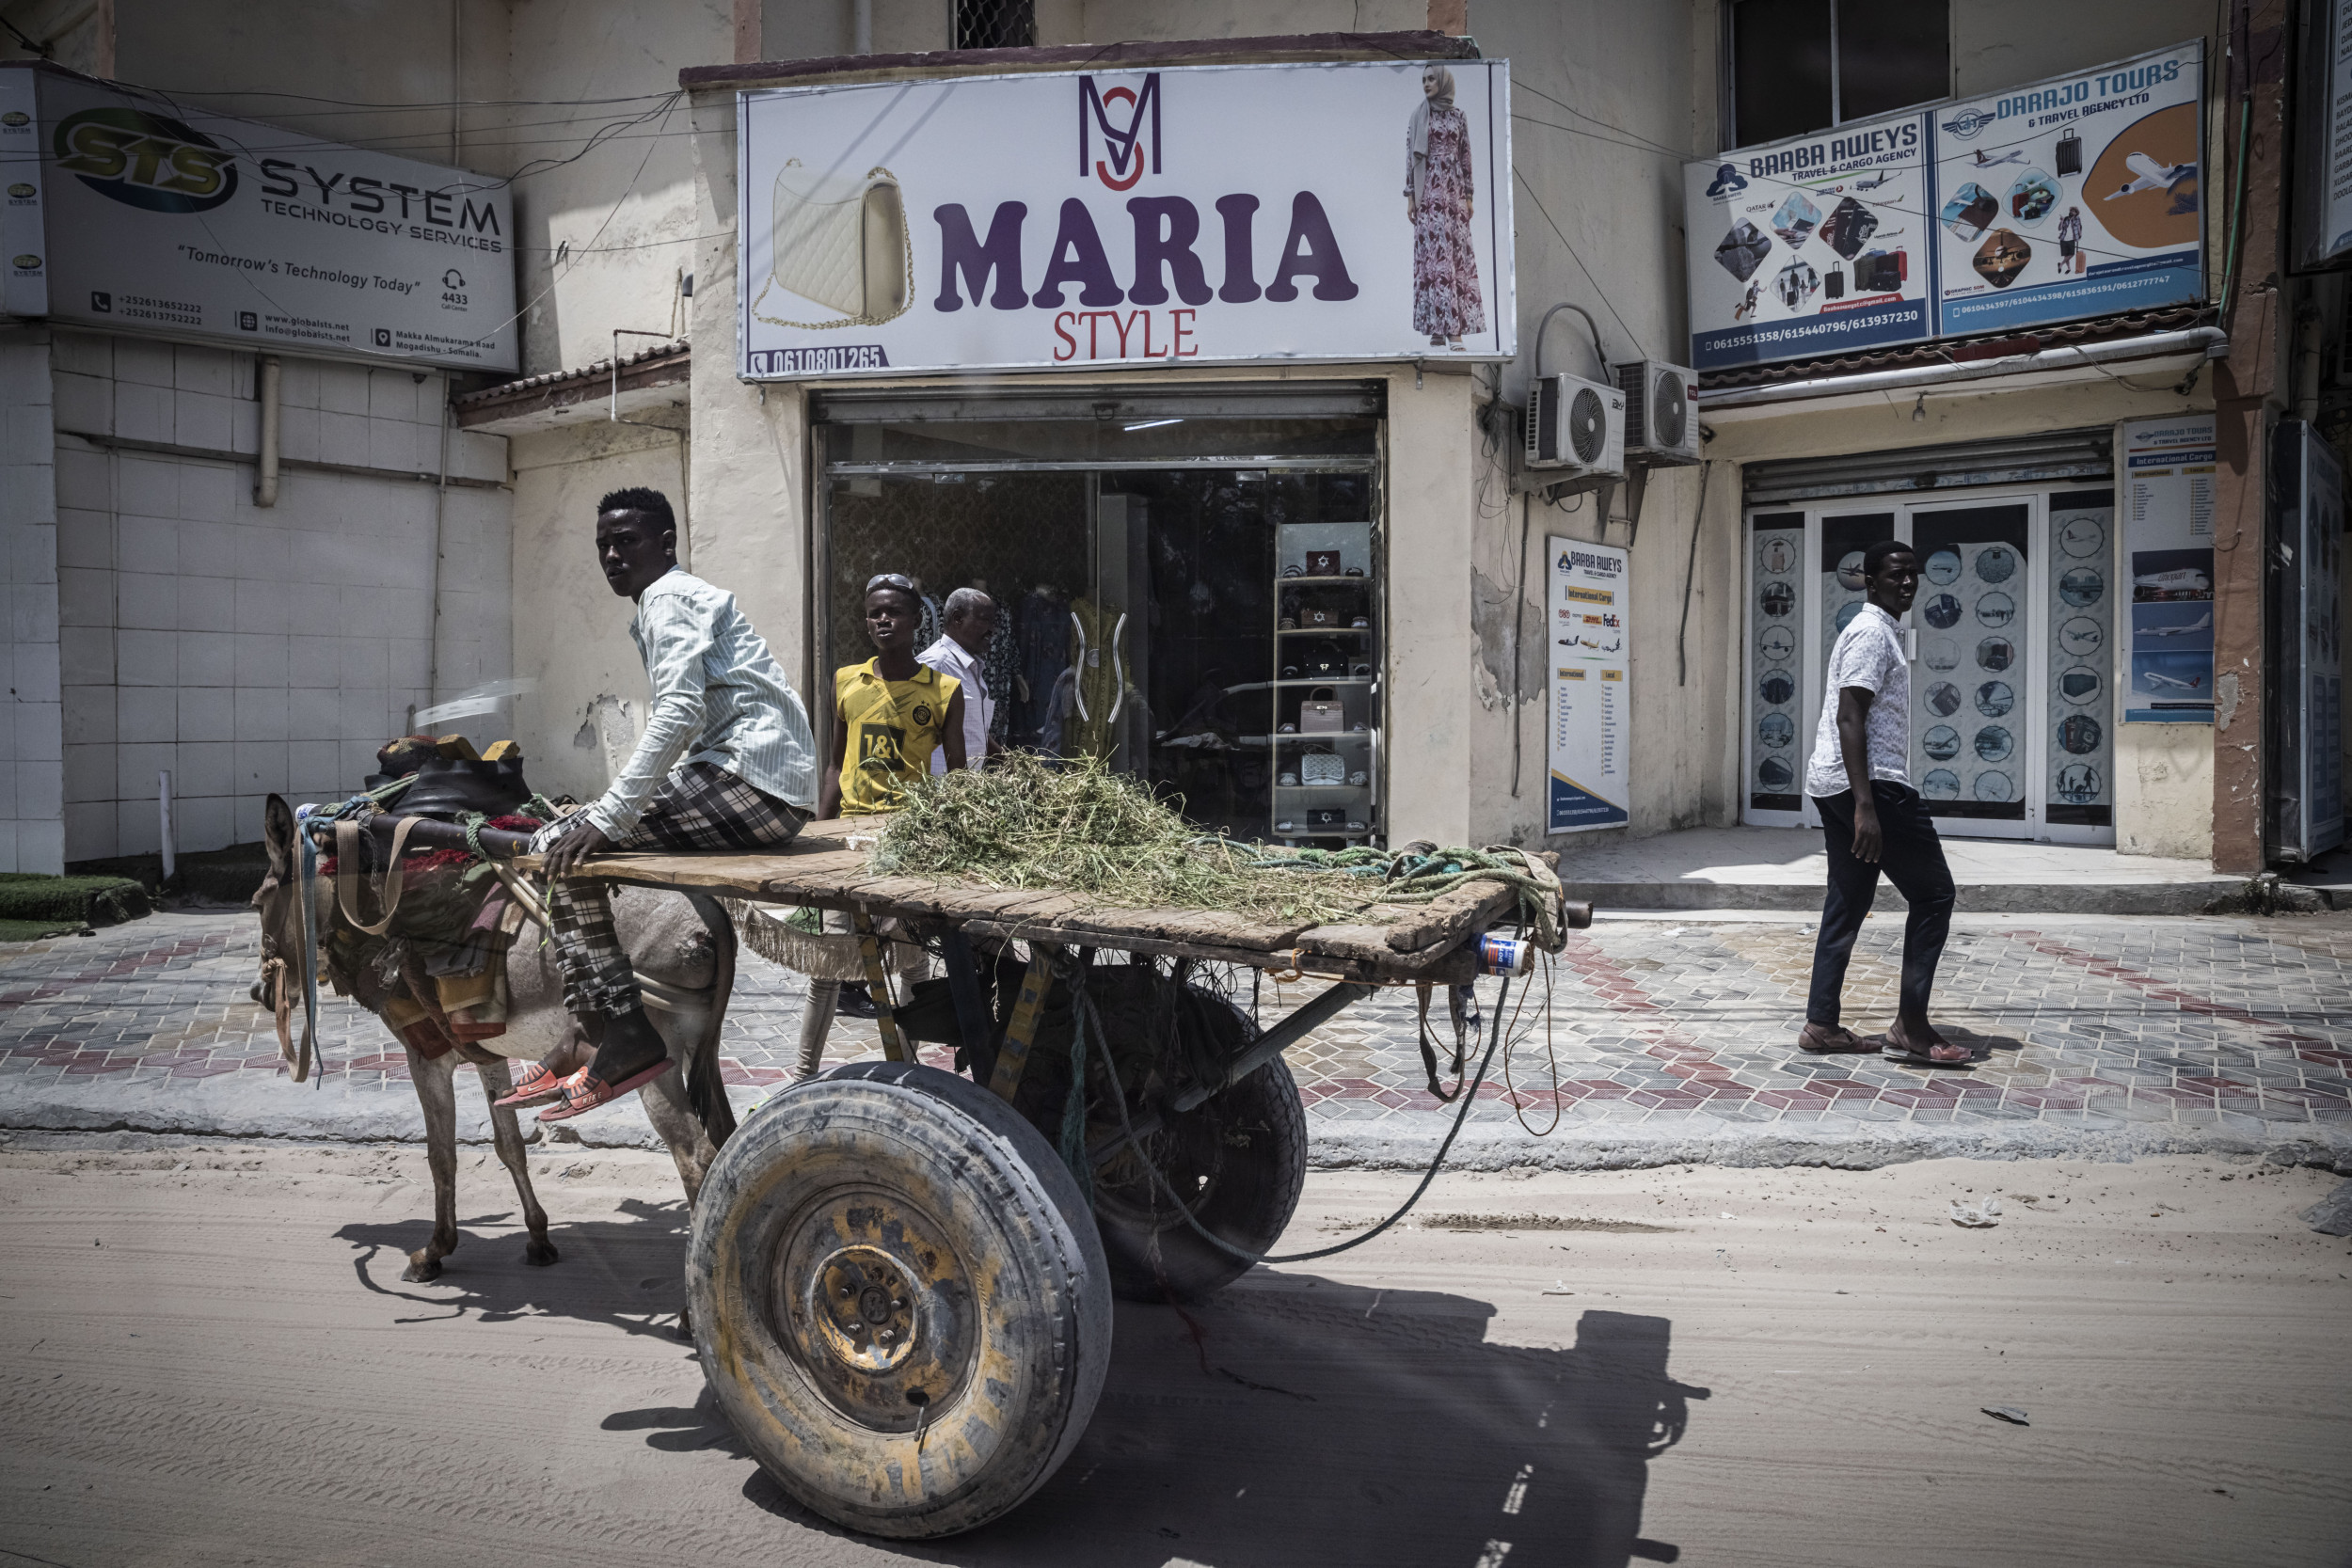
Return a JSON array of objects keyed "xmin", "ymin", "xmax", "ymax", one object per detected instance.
[{"xmin": 335, "ymin": 1196, "xmax": 693, "ymax": 1338}]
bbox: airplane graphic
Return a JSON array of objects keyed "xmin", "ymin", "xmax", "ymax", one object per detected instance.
[
  {"xmin": 1855, "ymin": 170, "xmax": 1887, "ymax": 190},
  {"xmin": 2135, "ymin": 567, "xmax": 2212, "ymax": 594},
  {"xmin": 1971, "ymin": 148, "xmax": 2026, "ymax": 168},
  {"xmin": 2142, "ymin": 669, "xmax": 2205, "ymax": 691},
  {"xmin": 2140, "ymin": 611, "xmax": 2212, "ymax": 637},
  {"xmin": 2106, "ymin": 151, "xmax": 2197, "ymax": 201}
]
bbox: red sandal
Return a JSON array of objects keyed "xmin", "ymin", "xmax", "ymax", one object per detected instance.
[
  {"xmin": 536, "ymin": 1059, "xmax": 674, "ymax": 1122},
  {"xmin": 491, "ymin": 1060, "xmax": 567, "ymax": 1109}
]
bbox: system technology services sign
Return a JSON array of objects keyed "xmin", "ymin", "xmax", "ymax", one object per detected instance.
[
  {"xmin": 0, "ymin": 66, "xmax": 516, "ymax": 372},
  {"xmin": 737, "ymin": 59, "xmax": 1516, "ymax": 377}
]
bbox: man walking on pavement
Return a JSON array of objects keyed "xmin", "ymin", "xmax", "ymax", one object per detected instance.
[
  {"xmin": 511, "ymin": 487, "xmax": 821, "ymax": 1119},
  {"xmin": 1797, "ymin": 540, "xmax": 1968, "ymax": 1067}
]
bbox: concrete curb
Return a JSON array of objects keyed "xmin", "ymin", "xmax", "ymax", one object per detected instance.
[
  {"xmin": 9, "ymin": 1077, "xmax": 2347, "ymax": 1172},
  {"xmin": 1572, "ymin": 880, "xmax": 2249, "ymax": 915}
]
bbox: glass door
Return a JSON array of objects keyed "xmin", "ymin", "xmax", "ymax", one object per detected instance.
[{"xmin": 1907, "ymin": 500, "xmax": 2030, "ymax": 837}]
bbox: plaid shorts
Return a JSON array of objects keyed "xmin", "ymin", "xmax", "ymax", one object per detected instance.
[{"xmin": 548, "ymin": 761, "xmax": 807, "ymax": 1017}]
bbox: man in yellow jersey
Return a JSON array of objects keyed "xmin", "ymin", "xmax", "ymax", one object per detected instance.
[
  {"xmin": 818, "ymin": 573, "xmax": 967, "ymax": 816},
  {"xmin": 799, "ymin": 574, "xmax": 966, "ymax": 1046}
]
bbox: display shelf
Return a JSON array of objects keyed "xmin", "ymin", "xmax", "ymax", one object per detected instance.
[
  {"xmin": 1272, "ymin": 783, "xmax": 1370, "ymax": 794},
  {"xmin": 1272, "ymin": 676, "xmax": 1375, "ymax": 688},
  {"xmin": 1275, "ymin": 625, "xmax": 1373, "ymax": 636},
  {"xmin": 1271, "ymin": 520, "xmax": 1380, "ymax": 848},
  {"xmin": 1277, "ymin": 575, "xmax": 1376, "ymax": 588},
  {"xmin": 1266, "ymin": 729, "xmax": 1375, "ymax": 743}
]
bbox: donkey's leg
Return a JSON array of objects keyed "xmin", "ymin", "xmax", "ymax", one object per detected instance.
[
  {"xmin": 640, "ymin": 1039, "xmax": 717, "ymax": 1209},
  {"xmin": 470, "ymin": 1052, "xmax": 557, "ymax": 1267},
  {"xmin": 405, "ymin": 1043, "xmax": 462, "ymax": 1283}
]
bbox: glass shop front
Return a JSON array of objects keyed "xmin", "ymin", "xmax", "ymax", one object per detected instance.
[
  {"xmin": 812, "ymin": 383, "xmax": 1388, "ymax": 847},
  {"xmin": 1740, "ymin": 431, "xmax": 2121, "ymax": 845}
]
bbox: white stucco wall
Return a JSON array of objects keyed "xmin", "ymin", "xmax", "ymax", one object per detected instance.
[{"xmin": 1, "ymin": 324, "xmax": 64, "ymax": 873}]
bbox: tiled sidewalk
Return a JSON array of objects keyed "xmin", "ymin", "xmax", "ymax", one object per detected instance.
[{"xmin": 3, "ymin": 911, "xmax": 2348, "ymax": 1167}]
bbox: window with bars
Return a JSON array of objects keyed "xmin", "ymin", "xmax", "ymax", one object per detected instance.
[
  {"xmin": 954, "ymin": 0, "xmax": 1035, "ymax": 51},
  {"xmin": 1724, "ymin": 0, "xmax": 1948, "ymax": 149}
]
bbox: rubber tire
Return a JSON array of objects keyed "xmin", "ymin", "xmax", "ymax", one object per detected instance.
[
  {"xmin": 687, "ymin": 1060, "xmax": 1112, "ymax": 1539},
  {"xmin": 1091, "ymin": 1054, "xmax": 1309, "ymax": 1304}
]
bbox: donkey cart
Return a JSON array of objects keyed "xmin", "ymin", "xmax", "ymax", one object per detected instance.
[{"xmin": 530, "ymin": 819, "xmax": 1586, "ymax": 1540}]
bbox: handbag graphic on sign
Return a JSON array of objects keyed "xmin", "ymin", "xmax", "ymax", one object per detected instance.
[
  {"xmin": 755, "ymin": 160, "xmax": 913, "ymax": 328},
  {"xmin": 1299, "ymin": 687, "xmax": 1345, "ymax": 735}
]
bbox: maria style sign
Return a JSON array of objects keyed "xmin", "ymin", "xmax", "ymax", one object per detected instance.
[{"xmin": 735, "ymin": 60, "xmax": 1516, "ymax": 377}]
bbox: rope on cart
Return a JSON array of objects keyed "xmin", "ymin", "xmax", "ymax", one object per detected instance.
[
  {"xmin": 1239, "ymin": 842, "xmax": 1566, "ymax": 951},
  {"xmin": 1062, "ymin": 949, "xmax": 1518, "ymax": 1266}
]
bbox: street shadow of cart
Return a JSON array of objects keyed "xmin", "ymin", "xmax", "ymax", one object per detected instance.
[{"xmin": 726, "ymin": 1275, "xmax": 1707, "ymax": 1568}]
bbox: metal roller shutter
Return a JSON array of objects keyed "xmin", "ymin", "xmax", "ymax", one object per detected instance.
[{"xmin": 1740, "ymin": 428, "xmax": 2113, "ymax": 505}]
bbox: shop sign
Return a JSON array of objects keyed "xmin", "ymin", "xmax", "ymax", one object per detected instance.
[
  {"xmin": 736, "ymin": 60, "xmax": 1516, "ymax": 378},
  {"xmin": 2293, "ymin": 0, "xmax": 2352, "ymax": 267},
  {"xmin": 1683, "ymin": 41, "xmax": 2205, "ymax": 372},
  {"xmin": 1931, "ymin": 41, "xmax": 2204, "ymax": 338},
  {"xmin": 1547, "ymin": 537, "xmax": 1629, "ymax": 833},
  {"xmin": 0, "ymin": 66, "xmax": 517, "ymax": 372},
  {"xmin": 1681, "ymin": 109, "xmax": 1934, "ymax": 372},
  {"xmin": 2118, "ymin": 413, "xmax": 2217, "ymax": 724}
]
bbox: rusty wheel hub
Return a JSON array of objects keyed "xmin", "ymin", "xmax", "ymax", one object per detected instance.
[{"xmin": 775, "ymin": 1185, "xmax": 977, "ymax": 1433}]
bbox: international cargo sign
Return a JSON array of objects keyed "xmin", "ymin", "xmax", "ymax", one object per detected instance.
[
  {"xmin": 0, "ymin": 66, "xmax": 517, "ymax": 372},
  {"xmin": 1547, "ymin": 537, "xmax": 1630, "ymax": 833},
  {"xmin": 736, "ymin": 60, "xmax": 1516, "ymax": 377},
  {"xmin": 1683, "ymin": 41, "xmax": 2205, "ymax": 372}
]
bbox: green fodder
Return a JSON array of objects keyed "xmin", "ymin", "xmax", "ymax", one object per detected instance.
[
  {"xmin": 0, "ymin": 873, "xmax": 151, "ymax": 928},
  {"xmin": 869, "ymin": 753, "xmax": 1376, "ymax": 927}
]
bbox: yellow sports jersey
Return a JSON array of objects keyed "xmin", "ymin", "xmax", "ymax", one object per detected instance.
[{"xmin": 834, "ymin": 658, "xmax": 959, "ymax": 813}]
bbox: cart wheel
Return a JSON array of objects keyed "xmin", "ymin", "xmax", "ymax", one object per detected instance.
[
  {"xmin": 687, "ymin": 1060, "xmax": 1111, "ymax": 1539},
  {"xmin": 1091, "ymin": 1054, "xmax": 1308, "ymax": 1303}
]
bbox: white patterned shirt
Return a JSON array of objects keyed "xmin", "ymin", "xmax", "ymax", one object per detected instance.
[
  {"xmin": 1805, "ymin": 602, "xmax": 1911, "ymax": 796},
  {"xmin": 585, "ymin": 568, "xmax": 819, "ymax": 834}
]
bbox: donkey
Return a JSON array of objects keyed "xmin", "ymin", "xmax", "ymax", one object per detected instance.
[{"xmin": 253, "ymin": 794, "xmax": 739, "ymax": 1283}]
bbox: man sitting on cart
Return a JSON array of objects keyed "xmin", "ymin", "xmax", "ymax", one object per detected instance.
[{"xmin": 510, "ymin": 487, "xmax": 821, "ymax": 1120}]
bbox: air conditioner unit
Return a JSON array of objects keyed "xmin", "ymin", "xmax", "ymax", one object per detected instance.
[
  {"xmin": 1615, "ymin": 358, "xmax": 1700, "ymax": 465},
  {"xmin": 1523, "ymin": 372, "xmax": 1625, "ymax": 478}
]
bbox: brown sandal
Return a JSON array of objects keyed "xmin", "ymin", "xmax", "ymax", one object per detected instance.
[
  {"xmin": 1797, "ymin": 1024, "xmax": 1876, "ymax": 1054},
  {"xmin": 1877, "ymin": 1033, "xmax": 1972, "ymax": 1067}
]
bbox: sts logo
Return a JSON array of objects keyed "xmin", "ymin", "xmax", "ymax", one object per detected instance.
[
  {"xmin": 54, "ymin": 107, "xmax": 236, "ymax": 214},
  {"xmin": 1940, "ymin": 107, "xmax": 1996, "ymax": 140},
  {"xmin": 1079, "ymin": 73, "xmax": 1160, "ymax": 191}
]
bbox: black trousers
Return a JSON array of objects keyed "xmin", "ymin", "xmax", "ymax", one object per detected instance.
[{"xmin": 1806, "ymin": 782, "xmax": 1956, "ymax": 1028}]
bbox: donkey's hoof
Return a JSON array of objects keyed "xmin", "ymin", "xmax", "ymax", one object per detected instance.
[
  {"xmin": 404, "ymin": 1251, "xmax": 442, "ymax": 1283},
  {"xmin": 524, "ymin": 1238, "xmax": 560, "ymax": 1267}
]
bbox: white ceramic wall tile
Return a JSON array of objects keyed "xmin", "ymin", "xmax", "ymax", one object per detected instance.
[
  {"xmin": 55, "ymin": 566, "xmax": 112, "ymax": 629},
  {"xmin": 318, "ymin": 364, "xmax": 371, "ymax": 417},
  {"xmin": 285, "ymin": 635, "xmax": 339, "ymax": 684},
  {"xmin": 61, "ymin": 742, "xmax": 113, "ymax": 804},
  {"xmin": 232, "ymin": 740, "xmax": 288, "ymax": 795},
  {"xmin": 49, "ymin": 372, "xmax": 110, "ymax": 437},
  {"xmin": 117, "ymin": 686, "xmax": 175, "ymax": 744},
  {"xmin": 116, "ymin": 570, "xmax": 176, "ymax": 631},
  {"xmin": 232, "ymin": 575, "xmax": 291, "ymax": 635},
  {"xmin": 58, "ymin": 628, "xmax": 113, "ymax": 686},
  {"xmin": 337, "ymin": 685, "xmax": 389, "ymax": 740},
  {"xmin": 54, "ymin": 508, "xmax": 110, "ymax": 570},
  {"xmin": 178, "ymin": 683, "xmax": 235, "ymax": 742},
  {"xmin": 1, "ymin": 461, "xmax": 54, "ymax": 527},
  {"xmin": 19, "ymin": 758, "xmax": 61, "ymax": 819},
  {"xmin": 174, "ymin": 344, "xmax": 233, "ymax": 396},
  {"xmin": 233, "ymin": 633, "xmax": 290, "ymax": 689},
  {"xmin": 61, "ymin": 689, "xmax": 112, "ymax": 747},
  {"xmin": 9, "ymin": 402, "xmax": 57, "ymax": 465},
  {"xmin": 114, "ymin": 380, "xmax": 172, "ymax": 443},
  {"xmin": 117, "ymin": 740, "xmax": 172, "ymax": 800},
  {"xmin": 0, "ymin": 758, "xmax": 17, "ymax": 816},
  {"xmin": 18, "ymin": 816, "xmax": 61, "ymax": 873},
  {"xmin": 179, "ymin": 573, "xmax": 237, "ymax": 634},
  {"xmin": 15, "ymin": 699, "xmax": 60, "ymax": 763},
  {"xmin": 52, "ymin": 446, "xmax": 109, "ymax": 512},
  {"xmin": 278, "ymin": 356, "xmax": 321, "ymax": 409},
  {"xmin": 287, "ymin": 738, "xmax": 341, "ymax": 796},
  {"xmin": 287, "ymin": 686, "xmax": 341, "ymax": 740},
  {"xmin": 175, "ymin": 793, "xmax": 232, "ymax": 851},
  {"xmin": 319, "ymin": 410, "xmax": 372, "ymax": 464},
  {"xmin": 178, "ymin": 520, "xmax": 237, "ymax": 572},
  {"xmin": 63, "ymin": 800, "xmax": 112, "ymax": 860},
  {"xmin": 12, "ymin": 586, "xmax": 58, "ymax": 645},
  {"xmin": 178, "ymin": 630, "xmax": 234, "ymax": 687},
  {"xmin": 450, "ymin": 429, "xmax": 507, "ymax": 483},
  {"xmin": 16, "ymin": 638, "xmax": 57, "ymax": 701},
  {"xmin": 229, "ymin": 396, "xmax": 260, "ymax": 456},
  {"xmin": 369, "ymin": 418, "xmax": 424, "ymax": 473},
  {"xmin": 114, "ymin": 798, "xmax": 160, "ymax": 855},
  {"xmin": 0, "ymin": 818, "xmax": 18, "ymax": 870},
  {"xmin": 52, "ymin": 330, "xmax": 109, "ymax": 378},
  {"xmin": 177, "ymin": 741, "xmax": 234, "ymax": 799},
  {"xmin": 276, "ymin": 403, "xmax": 321, "ymax": 464},
  {"xmin": 338, "ymin": 738, "xmax": 379, "ymax": 784},
  {"xmin": 9, "ymin": 520, "xmax": 58, "ymax": 585},
  {"xmin": 116, "ymin": 630, "xmax": 173, "ymax": 688},
  {"xmin": 388, "ymin": 637, "xmax": 430, "ymax": 689},
  {"xmin": 175, "ymin": 391, "xmax": 232, "ymax": 451},
  {"xmin": 116, "ymin": 456, "xmax": 174, "ymax": 519},
  {"xmin": 117, "ymin": 514, "xmax": 177, "ymax": 574},
  {"xmin": 177, "ymin": 460, "xmax": 236, "ymax": 524},
  {"xmin": 233, "ymin": 684, "xmax": 289, "ymax": 741}
]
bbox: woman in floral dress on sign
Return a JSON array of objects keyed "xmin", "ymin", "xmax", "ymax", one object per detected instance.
[{"xmin": 1406, "ymin": 63, "xmax": 1485, "ymax": 349}]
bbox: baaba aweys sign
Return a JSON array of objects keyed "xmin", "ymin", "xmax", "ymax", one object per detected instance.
[
  {"xmin": 736, "ymin": 60, "xmax": 1516, "ymax": 377},
  {"xmin": 0, "ymin": 66, "xmax": 517, "ymax": 372}
]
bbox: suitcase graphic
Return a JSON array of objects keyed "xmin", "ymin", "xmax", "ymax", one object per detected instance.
[
  {"xmin": 1824, "ymin": 264, "xmax": 1845, "ymax": 301},
  {"xmin": 2055, "ymin": 129, "xmax": 2082, "ymax": 177}
]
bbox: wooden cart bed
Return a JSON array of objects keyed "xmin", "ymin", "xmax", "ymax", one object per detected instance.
[{"xmin": 525, "ymin": 816, "xmax": 1557, "ymax": 985}]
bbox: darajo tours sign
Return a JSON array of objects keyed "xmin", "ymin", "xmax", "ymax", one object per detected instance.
[
  {"xmin": 736, "ymin": 60, "xmax": 1515, "ymax": 377},
  {"xmin": 0, "ymin": 66, "xmax": 516, "ymax": 372}
]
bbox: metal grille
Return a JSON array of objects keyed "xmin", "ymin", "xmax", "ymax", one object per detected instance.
[
  {"xmin": 954, "ymin": 0, "xmax": 1034, "ymax": 50},
  {"xmin": 1740, "ymin": 428, "xmax": 2113, "ymax": 505}
]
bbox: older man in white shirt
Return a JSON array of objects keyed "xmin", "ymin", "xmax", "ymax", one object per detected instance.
[{"xmin": 919, "ymin": 587, "xmax": 1001, "ymax": 772}]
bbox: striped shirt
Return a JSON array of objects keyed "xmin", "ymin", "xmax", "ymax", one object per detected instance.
[{"xmin": 584, "ymin": 567, "xmax": 819, "ymax": 835}]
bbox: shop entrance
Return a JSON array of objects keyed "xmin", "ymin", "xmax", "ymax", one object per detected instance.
[
  {"xmin": 813, "ymin": 386, "xmax": 1385, "ymax": 847},
  {"xmin": 1744, "ymin": 483, "xmax": 2117, "ymax": 845}
]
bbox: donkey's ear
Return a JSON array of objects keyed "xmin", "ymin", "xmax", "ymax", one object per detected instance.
[{"xmin": 262, "ymin": 794, "xmax": 296, "ymax": 880}]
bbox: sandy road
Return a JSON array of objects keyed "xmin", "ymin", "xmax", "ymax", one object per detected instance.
[{"xmin": 0, "ymin": 1133, "xmax": 2345, "ymax": 1568}]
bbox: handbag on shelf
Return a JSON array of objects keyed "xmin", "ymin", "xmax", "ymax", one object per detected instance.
[
  {"xmin": 1299, "ymin": 687, "xmax": 1345, "ymax": 735},
  {"xmin": 1299, "ymin": 749, "xmax": 1345, "ymax": 784}
]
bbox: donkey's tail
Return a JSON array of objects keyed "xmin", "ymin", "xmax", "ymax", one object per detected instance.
[{"xmin": 680, "ymin": 891, "xmax": 739, "ymax": 1151}]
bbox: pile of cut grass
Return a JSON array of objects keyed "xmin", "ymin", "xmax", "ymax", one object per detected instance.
[
  {"xmin": 0, "ymin": 872, "xmax": 150, "ymax": 929},
  {"xmin": 870, "ymin": 752, "xmax": 1376, "ymax": 927}
]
